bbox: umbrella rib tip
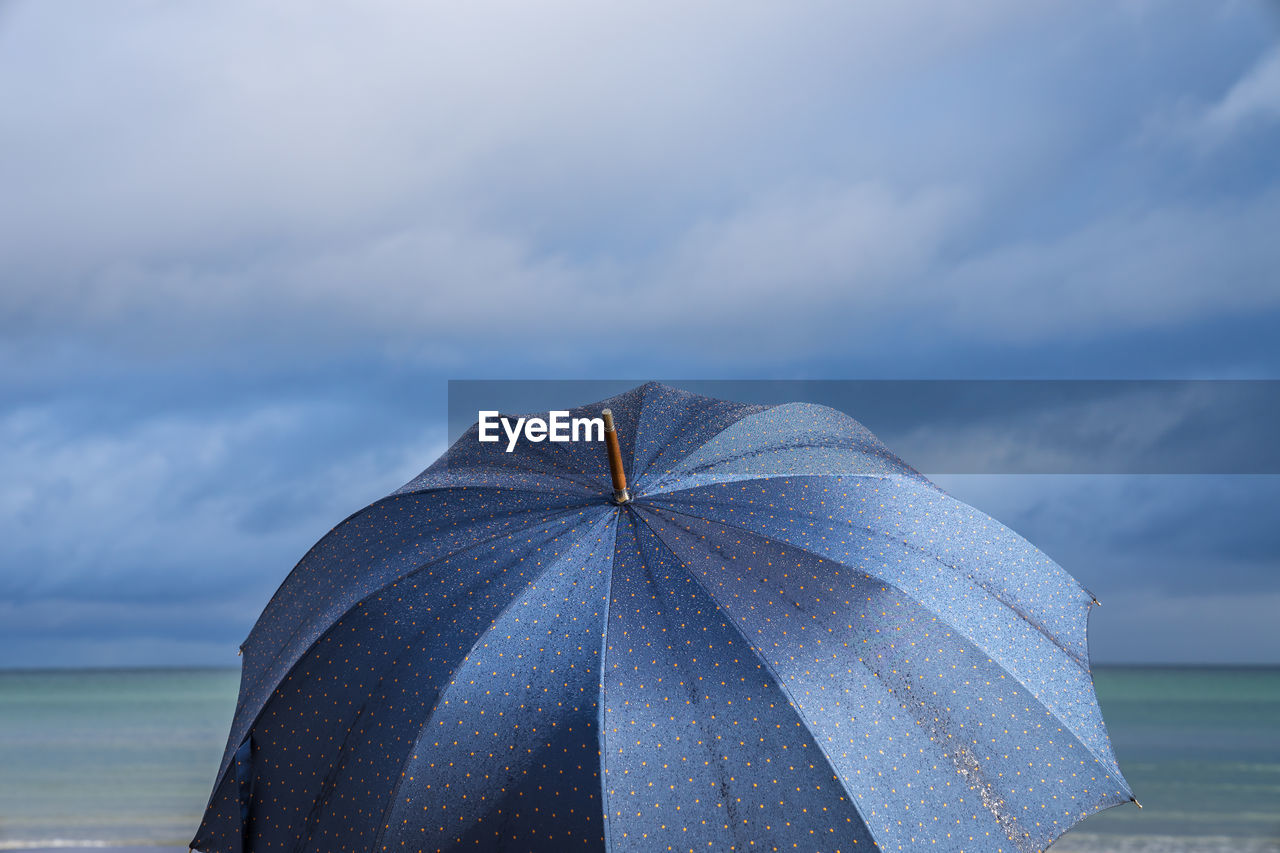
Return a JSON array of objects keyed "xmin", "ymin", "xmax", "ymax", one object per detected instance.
[{"xmin": 1131, "ymin": 796, "xmax": 1142, "ymax": 809}]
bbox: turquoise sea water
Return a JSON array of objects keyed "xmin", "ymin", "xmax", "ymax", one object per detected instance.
[{"xmin": 0, "ymin": 666, "xmax": 1275, "ymax": 852}]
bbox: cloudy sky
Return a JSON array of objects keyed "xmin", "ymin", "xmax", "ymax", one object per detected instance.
[{"xmin": 2, "ymin": 1, "xmax": 1278, "ymax": 667}]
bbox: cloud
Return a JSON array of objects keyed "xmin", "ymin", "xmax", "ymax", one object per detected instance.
[
  {"xmin": 878, "ymin": 381, "xmax": 1280, "ymax": 474},
  {"xmin": 0, "ymin": 389, "xmax": 447, "ymax": 666},
  {"xmin": 2, "ymin": 1, "xmax": 1278, "ymax": 666},
  {"xmin": 933, "ymin": 474, "xmax": 1280, "ymax": 600},
  {"xmin": 8, "ymin": 174, "xmax": 1279, "ymax": 365},
  {"xmin": 3, "ymin": 1, "xmax": 1277, "ymax": 369},
  {"xmin": 1200, "ymin": 46, "xmax": 1280, "ymax": 139},
  {"xmin": 934, "ymin": 188, "xmax": 1280, "ymax": 342},
  {"xmin": 0, "ymin": 398, "xmax": 445, "ymax": 605}
]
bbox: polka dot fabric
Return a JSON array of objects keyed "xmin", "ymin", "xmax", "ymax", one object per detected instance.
[{"xmin": 193, "ymin": 383, "xmax": 1131, "ymax": 853}]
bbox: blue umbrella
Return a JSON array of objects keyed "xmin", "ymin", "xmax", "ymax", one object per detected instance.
[{"xmin": 193, "ymin": 382, "xmax": 1134, "ymax": 853}]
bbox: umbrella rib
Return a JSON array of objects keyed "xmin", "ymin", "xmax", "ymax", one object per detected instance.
[
  {"xmin": 589, "ymin": 513, "xmax": 642, "ymax": 853},
  {"xmin": 399, "ymin": 465, "xmax": 604, "ymax": 497},
  {"xmin": 641, "ymin": 441, "xmax": 924, "ymax": 496},
  {"xmin": 240, "ymin": 491, "xmax": 411, "ymax": 653},
  {"xmin": 240, "ymin": 496, "xmax": 595, "ymax": 699},
  {"xmin": 626, "ymin": 384, "xmax": 764, "ymax": 485},
  {"xmin": 627, "ymin": 509, "xmax": 885, "ymax": 850},
  {"xmin": 633, "ymin": 508, "xmax": 1131, "ymax": 847},
  {"xmin": 244, "ymin": 486, "xmax": 590, "ymax": 665},
  {"xmin": 220, "ymin": 498, "xmax": 599, "ymax": 788},
  {"xmin": 645, "ymin": 490, "xmax": 1093, "ymax": 673},
  {"xmin": 368, "ymin": 510, "xmax": 620, "ymax": 853},
  {"xmin": 627, "ymin": 381, "xmax": 662, "ymax": 485},
  {"xmin": 596, "ymin": 513, "xmax": 621, "ymax": 853},
  {"xmin": 640, "ymin": 501, "xmax": 1124, "ymax": 782},
  {"xmin": 212, "ymin": 503, "xmax": 600, "ymax": 844},
  {"xmin": 642, "ymin": 469, "xmax": 906, "ymax": 499},
  {"xmin": 292, "ymin": 635, "xmax": 420, "ymax": 849}
]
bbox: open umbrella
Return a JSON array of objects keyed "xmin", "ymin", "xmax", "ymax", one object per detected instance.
[{"xmin": 192, "ymin": 382, "xmax": 1134, "ymax": 853}]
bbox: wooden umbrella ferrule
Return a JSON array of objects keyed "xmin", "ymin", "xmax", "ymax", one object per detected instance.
[{"xmin": 601, "ymin": 409, "xmax": 631, "ymax": 504}]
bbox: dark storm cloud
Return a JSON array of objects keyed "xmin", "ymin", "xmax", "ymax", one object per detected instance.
[
  {"xmin": 2, "ymin": 3, "xmax": 1278, "ymax": 366},
  {"xmin": 1, "ymin": 1, "xmax": 1278, "ymax": 665}
]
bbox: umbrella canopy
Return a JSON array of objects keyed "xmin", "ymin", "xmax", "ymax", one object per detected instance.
[{"xmin": 193, "ymin": 382, "xmax": 1133, "ymax": 853}]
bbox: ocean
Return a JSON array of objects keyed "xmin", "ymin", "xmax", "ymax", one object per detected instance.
[{"xmin": 0, "ymin": 666, "xmax": 1275, "ymax": 852}]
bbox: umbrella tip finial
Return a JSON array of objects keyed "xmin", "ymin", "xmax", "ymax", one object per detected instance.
[{"xmin": 601, "ymin": 409, "xmax": 631, "ymax": 504}]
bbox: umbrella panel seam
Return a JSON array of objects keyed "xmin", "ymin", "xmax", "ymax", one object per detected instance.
[
  {"xmin": 627, "ymin": 507, "xmax": 884, "ymax": 851},
  {"xmin": 367, "ymin": 509, "xmax": 618, "ymax": 853},
  {"xmin": 646, "ymin": 487, "xmax": 1094, "ymax": 674},
  {"xmin": 643, "ymin": 498, "xmax": 1120, "ymax": 776},
  {"xmin": 213, "ymin": 500, "xmax": 603, "ymax": 804},
  {"xmin": 640, "ymin": 501, "xmax": 1131, "ymax": 815}
]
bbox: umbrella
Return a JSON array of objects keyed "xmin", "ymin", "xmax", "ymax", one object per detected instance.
[{"xmin": 192, "ymin": 382, "xmax": 1134, "ymax": 853}]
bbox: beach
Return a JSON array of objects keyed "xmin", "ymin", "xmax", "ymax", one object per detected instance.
[{"xmin": 1, "ymin": 666, "xmax": 1276, "ymax": 852}]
